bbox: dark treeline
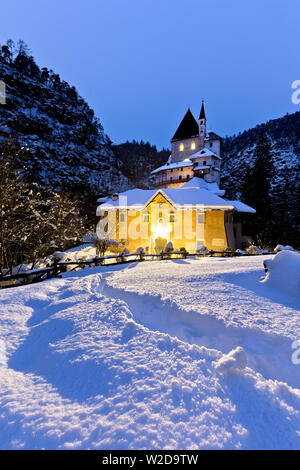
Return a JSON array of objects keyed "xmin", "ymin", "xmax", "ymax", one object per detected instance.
[
  {"xmin": 222, "ymin": 114, "xmax": 300, "ymax": 249},
  {"xmin": 113, "ymin": 140, "xmax": 169, "ymax": 188}
]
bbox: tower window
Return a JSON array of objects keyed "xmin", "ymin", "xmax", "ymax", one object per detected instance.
[
  {"xmin": 179, "ymin": 144, "xmax": 184, "ymax": 151},
  {"xmin": 191, "ymin": 142, "xmax": 196, "ymax": 150}
]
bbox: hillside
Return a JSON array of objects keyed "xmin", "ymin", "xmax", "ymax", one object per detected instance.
[
  {"xmin": 0, "ymin": 40, "xmax": 130, "ymax": 198},
  {"xmin": 113, "ymin": 140, "xmax": 169, "ymax": 188},
  {"xmin": 221, "ymin": 111, "xmax": 300, "ymax": 196},
  {"xmin": 221, "ymin": 112, "xmax": 300, "ymax": 246}
]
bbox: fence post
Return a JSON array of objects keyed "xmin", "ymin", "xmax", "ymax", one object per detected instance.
[{"xmin": 53, "ymin": 261, "xmax": 59, "ymax": 277}]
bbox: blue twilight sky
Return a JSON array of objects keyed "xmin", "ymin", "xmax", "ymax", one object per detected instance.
[{"xmin": 0, "ymin": 0, "xmax": 299, "ymax": 148}]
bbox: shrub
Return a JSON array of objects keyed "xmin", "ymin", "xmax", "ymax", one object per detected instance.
[
  {"xmin": 164, "ymin": 241, "xmax": 174, "ymax": 253},
  {"xmin": 196, "ymin": 244, "xmax": 208, "ymax": 253},
  {"xmin": 154, "ymin": 237, "xmax": 167, "ymax": 254},
  {"xmin": 246, "ymin": 245, "xmax": 262, "ymax": 255}
]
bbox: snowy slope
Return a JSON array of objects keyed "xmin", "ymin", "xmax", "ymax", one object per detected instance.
[
  {"xmin": 0, "ymin": 257, "xmax": 299, "ymax": 449},
  {"xmin": 0, "ymin": 51, "xmax": 130, "ymax": 195},
  {"xmin": 221, "ymin": 111, "xmax": 300, "ymax": 198}
]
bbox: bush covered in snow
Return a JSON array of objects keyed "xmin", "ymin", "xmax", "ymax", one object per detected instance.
[
  {"xmin": 121, "ymin": 248, "xmax": 130, "ymax": 257},
  {"xmin": 196, "ymin": 245, "xmax": 209, "ymax": 254},
  {"xmin": 135, "ymin": 247, "xmax": 145, "ymax": 255},
  {"xmin": 164, "ymin": 242, "xmax": 174, "ymax": 253},
  {"xmin": 261, "ymin": 250, "xmax": 300, "ymax": 299},
  {"xmin": 246, "ymin": 245, "xmax": 262, "ymax": 255},
  {"xmin": 235, "ymin": 249, "xmax": 247, "ymax": 255},
  {"xmin": 274, "ymin": 244, "xmax": 295, "ymax": 253}
]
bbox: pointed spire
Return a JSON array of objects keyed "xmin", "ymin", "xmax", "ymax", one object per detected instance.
[
  {"xmin": 171, "ymin": 109, "xmax": 199, "ymax": 141},
  {"xmin": 199, "ymin": 100, "xmax": 206, "ymax": 120}
]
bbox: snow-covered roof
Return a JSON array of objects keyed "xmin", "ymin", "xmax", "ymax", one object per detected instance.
[
  {"xmin": 162, "ymin": 188, "xmax": 233, "ymax": 209},
  {"xmin": 151, "ymin": 148, "xmax": 222, "ymax": 175},
  {"xmin": 225, "ymin": 200, "xmax": 256, "ymax": 214},
  {"xmin": 151, "ymin": 159, "xmax": 193, "ymax": 174},
  {"xmin": 97, "ymin": 187, "xmax": 236, "ymax": 213},
  {"xmin": 193, "ymin": 165, "xmax": 210, "ymax": 170},
  {"xmin": 189, "ymin": 147, "xmax": 222, "ymax": 160},
  {"xmin": 151, "ymin": 158, "xmax": 193, "ymax": 175},
  {"xmin": 180, "ymin": 178, "xmax": 225, "ymax": 196},
  {"xmin": 97, "ymin": 197, "xmax": 108, "ymax": 204}
]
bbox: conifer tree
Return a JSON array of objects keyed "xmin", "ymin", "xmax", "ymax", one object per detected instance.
[{"xmin": 242, "ymin": 132, "xmax": 274, "ymax": 245}]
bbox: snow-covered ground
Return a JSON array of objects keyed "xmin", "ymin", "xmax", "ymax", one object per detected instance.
[{"xmin": 0, "ymin": 255, "xmax": 299, "ymax": 449}]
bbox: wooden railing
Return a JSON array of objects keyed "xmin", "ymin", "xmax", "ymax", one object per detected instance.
[{"xmin": 0, "ymin": 250, "xmax": 276, "ymax": 289}]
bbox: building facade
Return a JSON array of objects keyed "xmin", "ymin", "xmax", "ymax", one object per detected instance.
[
  {"xmin": 96, "ymin": 180, "xmax": 255, "ymax": 253},
  {"xmin": 96, "ymin": 103, "xmax": 256, "ymax": 253},
  {"xmin": 151, "ymin": 103, "xmax": 222, "ymax": 188}
]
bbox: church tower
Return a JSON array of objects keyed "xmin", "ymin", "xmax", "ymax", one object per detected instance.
[{"xmin": 198, "ymin": 101, "xmax": 206, "ymax": 146}]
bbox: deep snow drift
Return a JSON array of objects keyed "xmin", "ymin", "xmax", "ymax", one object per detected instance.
[
  {"xmin": 262, "ymin": 250, "xmax": 300, "ymax": 299},
  {"xmin": 0, "ymin": 255, "xmax": 299, "ymax": 449}
]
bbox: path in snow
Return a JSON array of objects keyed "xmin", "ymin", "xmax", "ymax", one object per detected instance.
[
  {"xmin": 102, "ymin": 257, "xmax": 300, "ymax": 390},
  {"xmin": 0, "ymin": 258, "xmax": 299, "ymax": 449},
  {"xmin": 102, "ymin": 277, "xmax": 298, "ymax": 389}
]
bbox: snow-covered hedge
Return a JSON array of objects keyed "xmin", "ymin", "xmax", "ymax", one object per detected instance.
[
  {"xmin": 274, "ymin": 244, "xmax": 295, "ymax": 253},
  {"xmin": 164, "ymin": 242, "xmax": 174, "ymax": 253},
  {"xmin": 135, "ymin": 247, "xmax": 145, "ymax": 255},
  {"xmin": 196, "ymin": 245, "xmax": 209, "ymax": 253},
  {"xmin": 261, "ymin": 250, "xmax": 300, "ymax": 299},
  {"xmin": 246, "ymin": 245, "xmax": 262, "ymax": 255}
]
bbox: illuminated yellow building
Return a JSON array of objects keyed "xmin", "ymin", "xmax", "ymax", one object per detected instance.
[{"xmin": 96, "ymin": 178, "xmax": 255, "ymax": 253}]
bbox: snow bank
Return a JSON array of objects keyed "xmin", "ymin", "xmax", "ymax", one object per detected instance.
[
  {"xmin": 262, "ymin": 250, "xmax": 300, "ymax": 299},
  {"xmin": 0, "ymin": 258, "xmax": 299, "ymax": 449},
  {"xmin": 274, "ymin": 244, "xmax": 295, "ymax": 253}
]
